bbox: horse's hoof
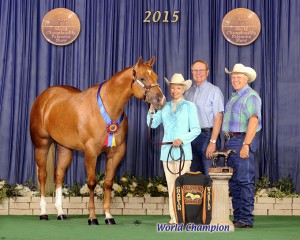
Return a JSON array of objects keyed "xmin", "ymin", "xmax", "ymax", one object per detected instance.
[
  {"xmin": 88, "ymin": 219, "xmax": 99, "ymax": 225},
  {"xmin": 105, "ymin": 218, "xmax": 116, "ymax": 225},
  {"xmin": 57, "ymin": 214, "xmax": 68, "ymax": 220},
  {"xmin": 39, "ymin": 215, "xmax": 49, "ymax": 220}
]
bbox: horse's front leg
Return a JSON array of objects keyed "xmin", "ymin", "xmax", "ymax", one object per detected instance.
[
  {"xmin": 84, "ymin": 149, "xmax": 99, "ymax": 225},
  {"xmin": 55, "ymin": 145, "xmax": 73, "ymax": 220},
  {"xmin": 104, "ymin": 142, "xmax": 126, "ymax": 225}
]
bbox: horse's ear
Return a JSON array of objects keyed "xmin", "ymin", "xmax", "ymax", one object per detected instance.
[
  {"xmin": 135, "ymin": 56, "xmax": 144, "ymax": 68},
  {"xmin": 147, "ymin": 56, "xmax": 156, "ymax": 67}
]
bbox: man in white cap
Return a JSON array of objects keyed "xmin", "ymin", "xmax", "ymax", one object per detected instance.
[
  {"xmin": 185, "ymin": 60, "xmax": 224, "ymax": 175},
  {"xmin": 147, "ymin": 73, "xmax": 201, "ymax": 224},
  {"xmin": 223, "ymin": 63, "xmax": 262, "ymax": 228}
]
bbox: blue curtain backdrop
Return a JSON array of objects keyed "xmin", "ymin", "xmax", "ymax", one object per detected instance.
[{"xmin": 0, "ymin": 0, "xmax": 300, "ymax": 191}]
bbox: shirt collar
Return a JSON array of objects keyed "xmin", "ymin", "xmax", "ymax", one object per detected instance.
[
  {"xmin": 194, "ymin": 80, "xmax": 208, "ymax": 90},
  {"xmin": 172, "ymin": 97, "xmax": 183, "ymax": 105},
  {"xmin": 232, "ymin": 84, "xmax": 249, "ymax": 96}
]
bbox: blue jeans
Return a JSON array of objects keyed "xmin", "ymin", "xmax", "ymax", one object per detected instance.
[
  {"xmin": 190, "ymin": 131, "xmax": 221, "ymax": 175},
  {"xmin": 226, "ymin": 133, "xmax": 258, "ymax": 225}
]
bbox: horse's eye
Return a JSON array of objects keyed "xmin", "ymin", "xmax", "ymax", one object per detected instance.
[{"xmin": 140, "ymin": 77, "xmax": 145, "ymax": 81}]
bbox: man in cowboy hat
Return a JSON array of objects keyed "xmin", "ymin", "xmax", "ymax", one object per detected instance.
[
  {"xmin": 147, "ymin": 73, "xmax": 201, "ymax": 224},
  {"xmin": 185, "ymin": 60, "xmax": 224, "ymax": 175},
  {"xmin": 223, "ymin": 63, "xmax": 262, "ymax": 228}
]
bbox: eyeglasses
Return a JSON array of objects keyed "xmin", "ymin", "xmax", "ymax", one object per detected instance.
[{"xmin": 192, "ymin": 69, "xmax": 207, "ymax": 73}]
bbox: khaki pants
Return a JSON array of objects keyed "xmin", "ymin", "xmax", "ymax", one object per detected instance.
[{"xmin": 163, "ymin": 160, "xmax": 191, "ymax": 224}]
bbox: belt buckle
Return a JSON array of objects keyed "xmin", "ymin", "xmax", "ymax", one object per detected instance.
[{"xmin": 225, "ymin": 132, "xmax": 231, "ymax": 140}]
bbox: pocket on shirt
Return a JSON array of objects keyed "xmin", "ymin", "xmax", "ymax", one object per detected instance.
[{"xmin": 204, "ymin": 100, "xmax": 213, "ymax": 111}]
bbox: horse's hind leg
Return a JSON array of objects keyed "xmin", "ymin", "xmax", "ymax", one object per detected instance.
[
  {"xmin": 55, "ymin": 144, "xmax": 73, "ymax": 220},
  {"xmin": 34, "ymin": 140, "xmax": 52, "ymax": 220}
]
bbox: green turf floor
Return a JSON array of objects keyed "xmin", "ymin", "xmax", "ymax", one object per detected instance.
[{"xmin": 1, "ymin": 215, "xmax": 299, "ymax": 240}]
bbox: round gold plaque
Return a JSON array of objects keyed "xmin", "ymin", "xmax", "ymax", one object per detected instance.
[
  {"xmin": 41, "ymin": 8, "xmax": 81, "ymax": 46},
  {"xmin": 222, "ymin": 8, "xmax": 261, "ymax": 46}
]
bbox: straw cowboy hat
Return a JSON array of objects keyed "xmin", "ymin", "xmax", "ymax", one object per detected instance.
[
  {"xmin": 164, "ymin": 73, "xmax": 192, "ymax": 91},
  {"xmin": 225, "ymin": 64, "xmax": 257, "ymax": 83}
]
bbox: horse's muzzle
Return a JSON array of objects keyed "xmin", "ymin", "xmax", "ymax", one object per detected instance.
[{"xmin": 153, "ymin": 95, "xmax": 166, "ymax": 110}]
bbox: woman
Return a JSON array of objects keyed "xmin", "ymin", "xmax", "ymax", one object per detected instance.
[{"xmin": 147, "ymin": 73, "xmax": 201, "ymax": 224}]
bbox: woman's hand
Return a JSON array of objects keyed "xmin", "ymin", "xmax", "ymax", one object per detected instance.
[
  {"xmin": 173, "ymin": 139, "xmax": 182, "ymax": 147},
  {"xmin": 149, "ymin": 104, "xmax": 155, "ymax": 113}
]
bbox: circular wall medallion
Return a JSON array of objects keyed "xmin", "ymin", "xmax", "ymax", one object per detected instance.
[
  {"xmin": 41, "ymin": 8, "xmax": 81, "ymax": 46},
  {"xmin": 222, "ymin": 8, "xmax": 261, "ymax": 46}
]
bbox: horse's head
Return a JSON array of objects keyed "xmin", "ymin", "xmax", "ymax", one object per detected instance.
[{"xmin": 131, "ymin": 56, "xmax": 166, "ymax": 110}]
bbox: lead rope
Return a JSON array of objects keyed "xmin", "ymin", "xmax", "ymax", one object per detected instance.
[{"xmin": 166, "ymin": 145, "xmax": 185, "ymax": 176}]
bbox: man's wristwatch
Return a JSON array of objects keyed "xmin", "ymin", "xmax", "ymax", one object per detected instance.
[
  {"xmin": 243, "ymin": 142, "xmax": 250, "ymax": 146},
  {"xmin": 210, "ymin": 139, "xmax": 216, "ymax": 144}
]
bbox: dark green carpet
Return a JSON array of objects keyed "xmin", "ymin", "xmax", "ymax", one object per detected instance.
[{"xmin": 0, "ymin": 215, "xmax": 299, "ymax": 240}]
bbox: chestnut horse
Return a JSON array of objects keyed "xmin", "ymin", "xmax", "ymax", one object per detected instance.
[{"xmin": 30, "ymin": 57, "xmax": 166, "ymax": 225}]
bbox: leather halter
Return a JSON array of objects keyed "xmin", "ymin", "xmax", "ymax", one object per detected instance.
[{"xmin": 132, "ymin": 68, "xmax": 160, "ymax": 102}]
